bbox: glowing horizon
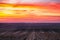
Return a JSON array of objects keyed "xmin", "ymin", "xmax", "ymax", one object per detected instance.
[{"xmin": 0, "ymin": 0, "xmax": 60, "ymax": 23}]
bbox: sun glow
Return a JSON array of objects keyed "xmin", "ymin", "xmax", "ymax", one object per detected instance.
[
  {"xmin": 0, "ymin": 4, "xmax": 60, "ymax": 16},
  {"xmin": 0, "ymin": 3, "xmax": 60, "ymax": 23}
]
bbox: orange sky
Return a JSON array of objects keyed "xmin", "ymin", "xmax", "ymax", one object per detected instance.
[{"xmin": 0, "ymin": 3, "xmax": 60, "ymax": 23}]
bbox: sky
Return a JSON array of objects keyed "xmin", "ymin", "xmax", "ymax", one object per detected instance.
[
  {"xmin": 0, "ymin": 0, "xmax": 60, "ymax": 4},
  {"xmin": 0, "ymin": 0, "xmax": 60, "ymax": 23},
  {"xmin": 20, "ymin": 0, "xmax": 60, "ymax": 3}
]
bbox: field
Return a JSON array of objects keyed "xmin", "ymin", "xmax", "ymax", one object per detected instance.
[{"xmin": 0, "ymin": 23, "xmax": 60, "ymax": 40}]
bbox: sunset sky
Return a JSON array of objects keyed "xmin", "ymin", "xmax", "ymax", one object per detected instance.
[{"xmin": 0, "ymin": 0, "xmax": 60, "ymax": 23}]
